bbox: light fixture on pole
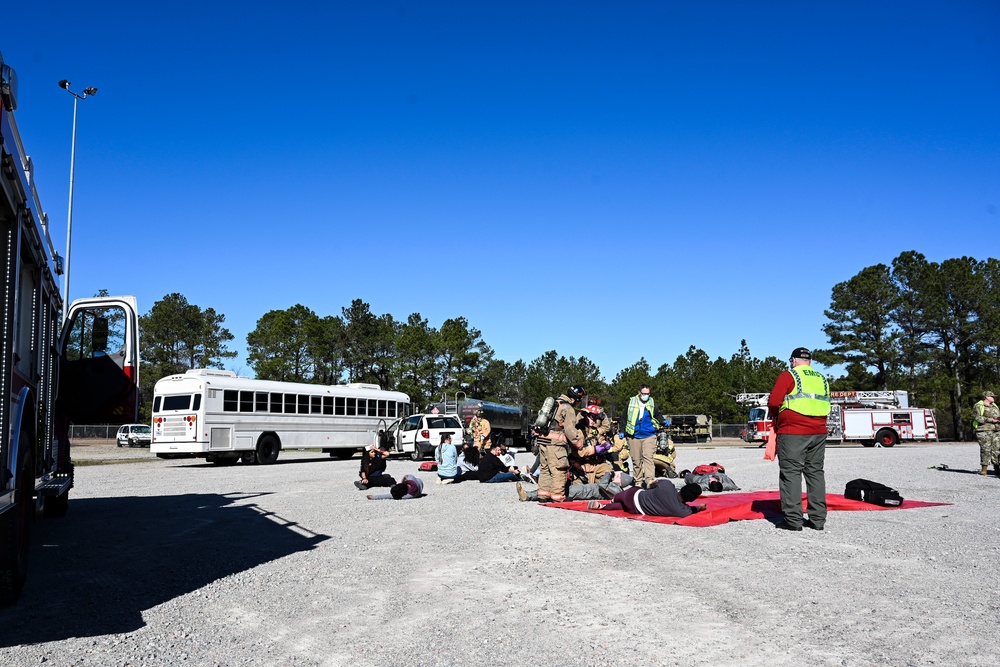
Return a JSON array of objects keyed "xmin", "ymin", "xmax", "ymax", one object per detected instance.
[{"xmin": 57, "ymin": 79, "xmax": 97, "ymax": 322}]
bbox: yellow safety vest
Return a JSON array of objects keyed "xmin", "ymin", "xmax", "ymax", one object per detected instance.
[
  {"xmin": 625, "ymin": 395, "xmax": 660, "ymax": 436},
  {"xmin": 780, "ymin": 367, "xmax": 831, "ymax": 417}
]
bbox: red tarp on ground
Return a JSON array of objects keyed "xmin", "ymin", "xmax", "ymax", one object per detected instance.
[{"xmin": 543, "ymin": 491, "xmax": 949, "ymax": 528}]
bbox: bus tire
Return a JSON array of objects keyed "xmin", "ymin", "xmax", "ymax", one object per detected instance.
[
  {"xmin": 875, "ymin": 428, "xmax": 898, "ymax": 448},
  {"xmin": 0, "ymin": 440, "xmax": 33, "ymax": 606},
  {"xmin": 255, "ymin": 435, "xmax": 280, "ymax": 465}
]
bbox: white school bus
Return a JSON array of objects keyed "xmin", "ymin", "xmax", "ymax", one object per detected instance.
[{"xmin": 151, "ymin": 369, "xmax": 411, "ymax": 465}]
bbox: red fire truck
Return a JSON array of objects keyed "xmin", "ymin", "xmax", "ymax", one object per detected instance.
[
  {"xmin": 0, "ymin": 52, "xmax": 140, "ymax": 605},
  {"xmin": 737, "ymin": 390, "xmax": 937, "ymax": 448}
]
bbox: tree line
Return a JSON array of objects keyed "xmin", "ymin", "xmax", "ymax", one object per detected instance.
[
  {"xmin": 131, "ymin": 250, "xmax": 998, "ymax": 438},
  {"xmin": 815, "ymin": 251, "xmax": 998, "ymax": 440}
]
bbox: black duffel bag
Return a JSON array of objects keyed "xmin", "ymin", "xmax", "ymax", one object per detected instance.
[{"xmin": 845, "ymin": 478, "xmax": 904, "ymax": 507}]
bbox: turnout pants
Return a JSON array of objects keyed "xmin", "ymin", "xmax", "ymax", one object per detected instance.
[
  {"xmin": 777, "ymin": 433, "xmax": 827, "ymax": 528},
  {"xmin": 628, "ymin": 435, "xmax": 656, "ymax": 486},
  {"xmin": 537, "ymin": 440, "xmax": 569, "ymax": 502}
]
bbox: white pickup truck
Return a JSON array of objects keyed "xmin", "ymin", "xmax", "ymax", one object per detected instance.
[{"xmin": 380, "ymin": 413, "xmax": 464, "ymax": 461}]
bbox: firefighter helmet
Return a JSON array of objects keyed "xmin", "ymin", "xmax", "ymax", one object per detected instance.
[{"xmin": 567, "ymin": 385, "xmax": 586, "ymax": 401}]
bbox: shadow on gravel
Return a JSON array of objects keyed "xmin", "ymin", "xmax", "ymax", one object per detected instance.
[
  {"xmin": 932, "ymin": 467, "xmax": 995, "ymax": 476},
  {"xmin": 0, "ymin": 493, "xmax": 329, "ymax": 646}
]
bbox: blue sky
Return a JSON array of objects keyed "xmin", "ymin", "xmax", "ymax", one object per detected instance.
[{"xmin": 5, "ymin": 1, "xmax": 999, "ymax": 381}]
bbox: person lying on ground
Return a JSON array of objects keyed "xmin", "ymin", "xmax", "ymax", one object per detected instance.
[
  {"xmin": 356, "ymin": 445, "xmax": 395, "ymax": 490},
  {"xmin": 478, "ymin": 443, "xmax": 521, "ymax": 483},
  {"xmin": 517, "ymin": 470, "xmax": 634, "ymax": 503},
  {"xmin": 367, "ymin": 474, "xmax": 424, "ymax": 500},
  {"xmin": 586, "ymin": 481, "xmax": 707, "ymax": 517},
  {"xmin": 683, "ymin": 471, "xmax": 740, "ymax": 492}
]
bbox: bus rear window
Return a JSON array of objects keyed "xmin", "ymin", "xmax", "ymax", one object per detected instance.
[{"xmin": 162, "ymin": 395, "xmax": 192, "ymax": 411}]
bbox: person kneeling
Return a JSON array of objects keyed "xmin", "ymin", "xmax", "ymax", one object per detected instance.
[{"xmin": 587, "ymin": 481, "xmax": 706, "ymax": 517}]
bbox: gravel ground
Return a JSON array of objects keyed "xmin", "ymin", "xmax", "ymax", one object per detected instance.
[{"xmin": 2, "ymin": 441, "xmax": 997, "ymax": 667}]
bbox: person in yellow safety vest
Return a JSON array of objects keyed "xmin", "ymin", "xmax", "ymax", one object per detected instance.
[
  {"xmin": 620, "ymin": 384, "xmax": 660, "ymax": 488},
  {"xmin": 534, "ymin": 385, "xmax": 586, "ymax": 502},
  {"xmin": 972, "ymin": 390, "xmax": 999, "ymax": 476},
  {"xmin": 468, "ymin": 410, "xmax": 492, "ymax": 451},
  {"xmin": 766, "ymin": 347, "xmax": 831, "ymax": 532}
]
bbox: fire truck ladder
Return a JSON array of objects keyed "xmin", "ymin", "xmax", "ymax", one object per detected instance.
[
  {"xmin": 735, "ymin": 393, "xmax": 770, "ymax": 406},
  {"xmin": 829, "ymin": 391, "xmax": 901, "ymax": 408}
]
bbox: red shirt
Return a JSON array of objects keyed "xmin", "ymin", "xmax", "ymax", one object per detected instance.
[{"xmin": 767, "ymin": 370, "xmax": 828, "ymax": 436}]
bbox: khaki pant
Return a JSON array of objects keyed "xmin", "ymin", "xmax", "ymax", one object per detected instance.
[
  {"xmin": 628, "ymin": 435, "xmax": 656, "ymax": 486},
  {"xmin": 571, "ymin": 460, "xmax": 613, "ymax": 485},
  {"xmin": 537, "ymin": 442, "xmax": 569, "ymax": 502},
  {"xmin": 976, "ymin": 430, "xmax": 1000, "ymax": 467}
]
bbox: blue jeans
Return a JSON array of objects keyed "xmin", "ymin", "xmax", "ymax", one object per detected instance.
[
  {"xmin": 437, "ymin": 471, "xmax": 462, "ymax": 482},
  {"xmin": 484, "ymin": 471, "xmax": 518, "ymax": 483}
]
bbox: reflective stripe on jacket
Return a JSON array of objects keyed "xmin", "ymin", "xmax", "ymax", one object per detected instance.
[{"xmin": 780, "ymin": 366, "xmax": 831, "ymax": 417}]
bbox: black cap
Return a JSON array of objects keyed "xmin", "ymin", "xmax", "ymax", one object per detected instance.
[{"xmin": 790, "ymin": 347, "xmax": 812, "ymax": 360}]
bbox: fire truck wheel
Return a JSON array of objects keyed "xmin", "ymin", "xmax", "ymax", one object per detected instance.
[
  {"xmin": 0, "ymin": 442, "xmax": 33, "ymax": 606},
  {"xmin": 255, "ymin": 435, "xmax": 280, "ymax": 465},
  {"xmin": 875, "ymin": 428, "xmax": 899, "ymax": 447}
]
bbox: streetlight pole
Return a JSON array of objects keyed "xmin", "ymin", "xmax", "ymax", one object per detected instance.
[{"xmin": 57, "ymin": 79, "xmax": 97, "ymax": 322}]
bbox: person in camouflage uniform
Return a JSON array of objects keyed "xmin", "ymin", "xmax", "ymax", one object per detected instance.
[{"xmin": 973, "ymin": 390, "xmax": 1000, "ymax": 476}]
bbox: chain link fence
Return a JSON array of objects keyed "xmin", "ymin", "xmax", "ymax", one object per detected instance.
[{"xmin": 68, "ymin": 424, "xmax": 124, "ymax": 444}]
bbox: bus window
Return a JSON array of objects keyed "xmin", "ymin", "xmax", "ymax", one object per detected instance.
[
  {"xmin": 335, "ymin": 397, "xmax": 345, "ymax": 415},
  {"xmin": 270, "ymin": 393, "xmax": 283, "ymax": 413},
  {"xmin": 297, "ymin": 394, "xmax": 309, "ymax": 414},
  {"xmin": 255, "ymin": 392, "xmax": 268, "ymax": 412},
  {"xmin": 240, "ymin": 391, "xmax": 253, "ymax": 412},
  {"xmin": 162, "ymin": 395, "xmax": 191, "ymax": 411},
  {"xmin": 357, "ymin": 399, "xmax": 368, "ymax": 416},
  {"xmin": 153, "ymin": 396, "xmax": 161, "ymax": 412},
  {"xmin": 346, "ymin": 398, "xmax": 356, "ymax": 416},
  {"xmin": 223, "ymin": 390, "xmax": 238, "ymax": 412},
  {"xmin": 311, "ymin": 396, "xmax": 321, "ymax": 414},
  {"xmin": 284, "ymin": 393, "xmax": 296, "ymax": 413},
  {"xmin": 323, "ymin": 397, "xmax": 333, "ymax": 415},
  {"xmin": 193, "ymin": 394, "xmax": 201, "ymax": 410},
  {"xmin": 377, "ymin": 400, "xmax": 387, "ymax": 417},
  {"xmin": 388, "ymin": 401, "xmax": 396, "ymax": 418}
]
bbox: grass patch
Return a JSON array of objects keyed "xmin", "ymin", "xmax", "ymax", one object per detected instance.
[{"xmin": 72, "ymin": 458, "xmax": 159, "ymax": 467}]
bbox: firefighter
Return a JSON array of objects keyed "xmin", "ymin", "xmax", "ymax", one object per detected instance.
[
  {"xmin": 468, "ymin": 408, "xmax": 492, "ymax": 451},
  {"xmin": 973, "ymin": 390, "xmax": 1000, "ymax": 476},
  {"xmin": 534, "ymin": 385, "xmax": 586, "ymax": 502},
  {"xmin": 569, "ymin": 404, "xmax": 615, "ymax": 486}
]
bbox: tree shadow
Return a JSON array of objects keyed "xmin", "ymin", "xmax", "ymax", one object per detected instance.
[{"xmin": 0, "ymin": 492, "xmax": 328, "ymax": 646}]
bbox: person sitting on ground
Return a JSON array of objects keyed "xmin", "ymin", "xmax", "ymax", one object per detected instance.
[
  {"xmin": 478, "ymin": 443, "xmax": 521, "ymax": 483},
  {"xmin": 498, "ymin": 443, "xmax": 518, "ymax": 469},
  {"xmin": 435, "ymin": 433, "xmax": 462, "ymax": 485},
  {"xmin": 367, "ymin": 474, "xmax": 424, "ymax": 500},
  {"xmin": 587, "ymin": 481, "xmax": 707, "ymax": 517},
  {"xmin": 458, "ymin": 444, "xmax": 481, "ymax": 482},
  {"xmin": 356, "ymin": 445, "xmax": 395, "ymax": 490}
]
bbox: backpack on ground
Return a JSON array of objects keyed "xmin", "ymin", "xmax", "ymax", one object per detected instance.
[{"xmin": 844, "ymin": 478, "xmax": 904, "ymax": 506}]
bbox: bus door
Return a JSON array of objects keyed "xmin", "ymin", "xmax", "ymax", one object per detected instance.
[{"xmin": 57, "ymin": 296, "xmax": 140, "ymax": 424}]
